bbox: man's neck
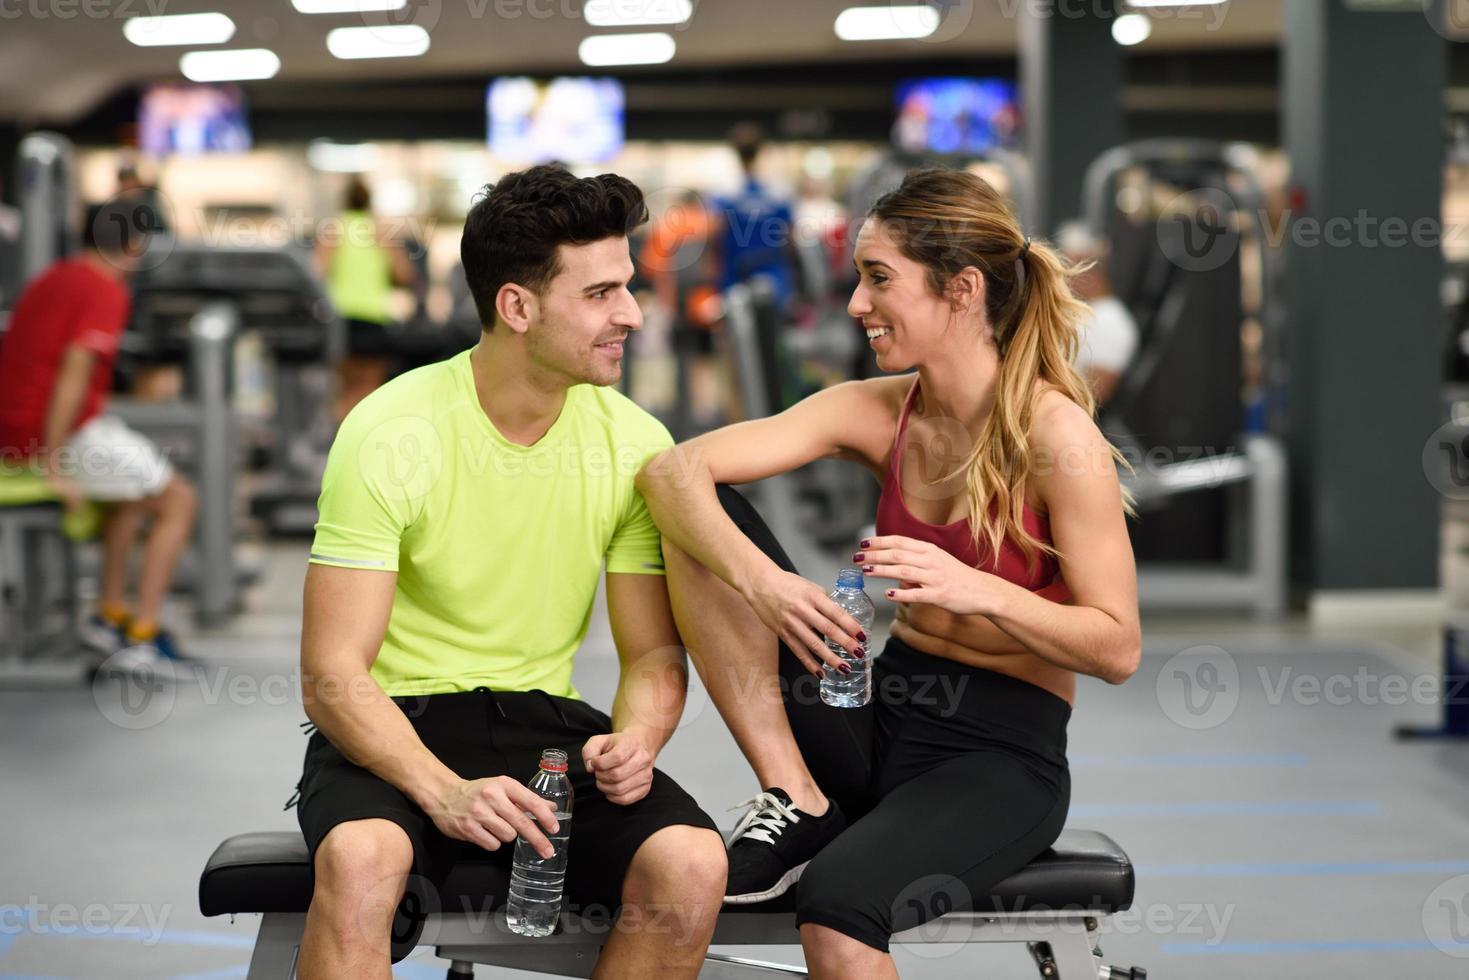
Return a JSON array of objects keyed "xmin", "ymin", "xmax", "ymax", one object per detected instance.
[
  {"xmin": 468, "ymin": 333, "xmax": 571, "ymax": 447},
  {"xmin": 80, "ymin": 251, "xmax": 125, "ymax": 285}
]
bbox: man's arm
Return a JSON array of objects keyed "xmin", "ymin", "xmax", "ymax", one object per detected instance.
[
  {"xmin": 301, "ymin": 563, "xmax": 559, "ymax": 854},
  {"xmin": 606, "ymin": 570, "xmax": 688, "ymax": 753},
  {"xmin": 40, "ymin": 344, "xmax": 95, "ymax": 508},
  {"xmin": 580, "ymin": 571, "xmax": 689, "ymax": 804},
  {"xmin": 300, "ymin": 562, "xmax": 457, "ymax": 809}
]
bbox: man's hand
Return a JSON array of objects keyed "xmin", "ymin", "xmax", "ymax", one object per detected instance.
[
  {"xmin": 44, "ymin": 469, "xmax": 85, "ymax": 515},
  {"xmin": 425, "ymin": 775, "xmax": 561, "ymax": 858},
  {"xmin": 582, "ymin": 731, "xmax": 655, "ymax": 805}
]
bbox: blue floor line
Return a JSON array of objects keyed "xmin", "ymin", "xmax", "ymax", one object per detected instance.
[
  {"xmin": 1160, "ymin": 939, "xmax": 1468, "ymax": 955},
  {"xmin": 1070, "ymin": 800, "xmax": 1380, "ymax": 818},
  {"xmin": 1138, "ymin": 859, "xmax": 1469, "ymax": 877},
  {"xmin": 167, "ymin": 968, "xmax": 249, "ymax": 980}
]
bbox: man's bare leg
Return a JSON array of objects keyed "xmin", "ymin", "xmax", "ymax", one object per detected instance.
[
  {"xmin": 132, "ymin": 474, "xmax": 197, "ymax": 626},
  {"xmin": 297, "ymin": 819, "xmax": 413, "ymax": 980},
  {"xmin": 591, "ymin": 825, "xmax": 726, "ymax": 980}
]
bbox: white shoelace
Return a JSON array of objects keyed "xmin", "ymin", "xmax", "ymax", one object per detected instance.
[{"xmin": 728, "ymin": 792, "xmax": 801, "ymax": 846}]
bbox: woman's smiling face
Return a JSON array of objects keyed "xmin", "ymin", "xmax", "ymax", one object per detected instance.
[{"xmin": 848, "ymin": 217, "xmax": 968, "ymax": 372}]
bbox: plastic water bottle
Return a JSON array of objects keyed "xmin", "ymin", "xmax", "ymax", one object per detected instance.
[
  {"xmin": 505, "ymin": 749, "xmax": 574, "ymax": 937},
  {"xmin": 820, "ymin": 568, "xmax": 876, "ymax": 708}
]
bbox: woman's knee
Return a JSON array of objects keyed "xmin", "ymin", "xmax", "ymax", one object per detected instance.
[{"xmin": 794, "ymin": 855, "xmax": 890, "ymax": 947}]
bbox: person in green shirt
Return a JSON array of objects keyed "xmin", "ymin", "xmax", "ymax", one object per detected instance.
[{"xmin": 292, "ymin": 165, "xmax": 725, "ymax": 979}]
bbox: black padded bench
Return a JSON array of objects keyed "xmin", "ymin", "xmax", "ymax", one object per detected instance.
[{"xmin": 200, "ymin": 829, "xmax": 1142, "ymax": 979}]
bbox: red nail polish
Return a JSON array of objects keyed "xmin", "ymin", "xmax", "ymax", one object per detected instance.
[
  {"xmin": 886, "ymin": 589, "xmax": 895, "ymax": 598},
  {"xmin": 862, "ymin": 564, "xmax": 874, "ymax": 573},
  {"xmin": 857, "ymin": 631, "xmax": 867, "ymax": 642},
  {"xmin": 838, "ymin": 663, "xmax": 852, "ymax": 675},
  {"xmin": 860, "ymin": 539, "xmax": 871, "ymax": 548}
]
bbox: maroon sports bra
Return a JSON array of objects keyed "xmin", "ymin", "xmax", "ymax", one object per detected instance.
[{"xmin": 874, "ymin": 379, "xmax": 1059, "ymax": 591}]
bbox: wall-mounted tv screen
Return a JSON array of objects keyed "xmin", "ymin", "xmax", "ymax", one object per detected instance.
[
  {"xmin": 488, "ymin": 76, "xmax": 625, "ymax": 164},
  {"xmin": 892, "ymin": 78, "xmax": 1019, "ymax": 156},
  {"xmin": 139, "ymin": 83, "xmax": 251, "ymax": 156}
]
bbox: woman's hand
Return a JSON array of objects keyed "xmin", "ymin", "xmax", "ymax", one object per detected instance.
[
  {"xmin": 855, "ymin": 535, "xmax": 1002, "ymax": 617},
  {"xmin": 742, "ymin": 567, "xmax": 867, "ymax": 677}
]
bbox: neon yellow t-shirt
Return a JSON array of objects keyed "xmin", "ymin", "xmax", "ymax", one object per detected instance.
[{"xmin": 309, "ymin": 349, "xmax": 672, "ymax": 698}]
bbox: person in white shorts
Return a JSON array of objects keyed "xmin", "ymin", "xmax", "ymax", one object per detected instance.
[{"xmin": 0, "ymin": 199, "xmax": 198, "ymax": 672}]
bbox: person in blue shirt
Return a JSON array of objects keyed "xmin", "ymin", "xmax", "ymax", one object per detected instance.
[{"xmin": 712, "ymin": 122, "xmax": 796, "ymax": 313}]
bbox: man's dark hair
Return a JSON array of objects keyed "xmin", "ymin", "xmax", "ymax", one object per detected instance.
[
  {"xmin": 344, "ymin": 178, "xmax": 372, "ymax": 212},
  {"xmin": 461, "ymin": 164, "xmax": 648, "ymax": 331},
  {"xmin": 729, "ymin": 121, "xmax": 764, "ymax": 170}
]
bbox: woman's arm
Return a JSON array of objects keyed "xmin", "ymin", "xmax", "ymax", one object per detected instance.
[
  {"xmin": 977, "ymin": 395, "xmax": 1140, "ymax": 682},
  {"xmin": 636, "ymin": 378, "xmax": 894, "ymax": 668},
  {"xmin": 860, "ymin": 393, "xmax": 1138, "ymax": 683}
]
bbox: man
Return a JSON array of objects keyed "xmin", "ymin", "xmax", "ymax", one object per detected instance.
[
  {"xmin": 0, "ymin": 199, "xmax": 197, "ymax": 671},
  {"xmin": 713, "ymin": 122, "xmax": 796, "ymax": 314},
  {"xmin": 1056, "ymin": 221, "xmax": 1139, "ymax": 407},
  {"xmin": 292, "ymin": 165, "xmax": 726, "ymax": 980}
]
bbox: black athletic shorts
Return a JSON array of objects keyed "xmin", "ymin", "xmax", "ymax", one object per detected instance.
[
  {"xmin": 290, "ymin": 687, "xmax": 718, "ymax": 962},
  {"xmin": 344, "ymin": 317, "xmax": 394, "ymax": 358}
]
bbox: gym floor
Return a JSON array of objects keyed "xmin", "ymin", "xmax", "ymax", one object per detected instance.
[{"xmin": 2, "ymin": 543, "xmax": 1463, "ymax": 980}]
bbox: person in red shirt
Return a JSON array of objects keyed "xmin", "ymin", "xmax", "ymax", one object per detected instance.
[{"xmin": 0, "ymin": 199, "xmax": 197, "ymax": 672}]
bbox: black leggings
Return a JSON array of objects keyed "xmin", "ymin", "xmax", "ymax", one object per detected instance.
[{"xmin": 716, "ymin": 485, "xmax": 1072, "ymax": 952}]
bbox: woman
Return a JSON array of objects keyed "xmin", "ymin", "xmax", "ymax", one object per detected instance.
[
  {"xmin": 316, "ymin": 178, "xmax": 416, "ymax": 420},
  {"xmin": 636, "ymin": 168, "xmax": 1140, "ymax": 978}
]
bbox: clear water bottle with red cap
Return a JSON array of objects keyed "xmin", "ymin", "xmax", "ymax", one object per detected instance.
[{"xmin": 506, "ymin": 748, "xmax": 574, "ymax": 937}]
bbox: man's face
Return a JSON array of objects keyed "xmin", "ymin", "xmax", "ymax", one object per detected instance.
[{"xmin": 527, "ymin": 236, "xmax": 642, "ymax": 388}]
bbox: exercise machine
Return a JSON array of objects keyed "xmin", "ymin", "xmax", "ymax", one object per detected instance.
[{"xmin": 1081, "ymin": 139, "xmax": 1289, "ymax": 618}]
